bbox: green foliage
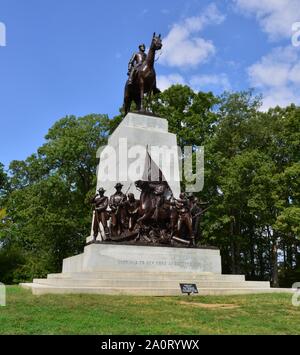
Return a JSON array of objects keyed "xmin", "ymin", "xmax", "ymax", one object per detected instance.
[
  {"xmin": 151, "ymin": 87, "xmax": 299, "ymax": 284},
  {"xmin": 0, "ymin": 114, "xmax": 110, "ymax": 281},
  {"xmin": 0, "ymin": 246, "xmax": 25, "ymax": 284},
  {"xmin": 0, "ymin": 163, "xmax": 8, "ymax": 198},
  {"xmin": 151, "ymin": 85, "xmax": 219, "ymax": 148}
]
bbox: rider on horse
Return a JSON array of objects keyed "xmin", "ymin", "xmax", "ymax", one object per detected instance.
[
  {"xmin": 123, "ymin": 34, "xmax": 162, "ymax": 115},
  {"xmin": 127, "ymin": 44, "xmax": 147, "ymax": 86}
]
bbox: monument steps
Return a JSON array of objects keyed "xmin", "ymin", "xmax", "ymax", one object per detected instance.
[
  {"xmin": 32, "ymin": 277, "xmax": 271, "ymax": 289},
  {"xmin": 20, "ymin": 244, "xmax": 293, "ymax": 296},
  {"xmin": 46, "ymin": 272, "xmax": 246, "ymax": 282},
  {"xmin": 20, "ymin": 282, "xmax": 293, "ymax": 296}
]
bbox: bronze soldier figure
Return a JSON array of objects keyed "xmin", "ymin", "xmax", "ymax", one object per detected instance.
[
  {"xmin": 109, "ymin": 183, "xmax": 127, "ymax": 237},
  {"xmin": 127, "ymin": 44, "xmax": 147, "ymax": 86},
  {"xmin": 189, "ymin": 195, "xmax": 209, "ymax": 241},
  {"xmin": 148, "ymin": 180, "xmax": 169, "ymax": 220},
  {"xmin": 125, "ymin": 193, "xmax": 140, "ymax": 231},
  {"xmin": 174, "ymin": 193, "xmax": 195, "ymax": 246},
  {"xmin": 170, "ymin": 200, "xmax": 178, "ymax": 237},
  {"xmin": 91, "ymin": 187, "xmax": 109, "ymax": 241}
]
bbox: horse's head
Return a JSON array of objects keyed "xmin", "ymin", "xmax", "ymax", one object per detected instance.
[
  {"xmin": 135, "ymin": 180, "xmax": 144, "ymax": 190},
  {"xmin": 135, "ymin": 180, "xmax": 150, "ymax": 192},
  {"xmin": 151, "ymin": 32, "xmax": 162, "ymax": 51}
]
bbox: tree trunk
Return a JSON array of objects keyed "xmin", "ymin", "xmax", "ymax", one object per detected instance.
[
  {"xmin": 235, "ymin": 238, "xmax": 241, "ymax": 274},
  {"xmin": 271, "ymin": 239, "xmax": 279, "ymax": 288},
  {"xmin": 230, "ymin": 219, "xmax": 236, "ymax": 274},
  {"xmin": 249, "ymin": 233, "xmax": 255, "ymax": 278}
]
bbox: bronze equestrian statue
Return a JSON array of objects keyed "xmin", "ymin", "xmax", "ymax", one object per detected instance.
[
  {"xmin": 123, "ymin": 33, "xmax": 162, "ymax": 115},
  {"xmin": 135, "ymin": 179, "xmax": 171, "ymax": 226}
]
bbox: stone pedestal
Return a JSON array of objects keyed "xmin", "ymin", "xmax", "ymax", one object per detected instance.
[
  {"xmin": 96, "ymin": 112, "xmax": 181, "ymax": 199},
  {"xmin": 62, "ymin": 243, "xmax": 222, "ymax": 274}
]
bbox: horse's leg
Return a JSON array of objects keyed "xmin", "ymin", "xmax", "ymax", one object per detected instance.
[
  {"xmin": 139, "ymin": 81, "xmax": 144, "ymax": 112},
  {"xmin": 134, "ymin": 95, "xmax": 141, "ymax": 112},
  {"xmin": 124, "ymin": 98, "xmax": 129, "ymax": 116},
  {"xmin": 137, "ymin": 207, "xmax": 155, "ymax": 225},
  {"xmin": 146, "ymin": 91, "xmax": 152, "ymax": 112},
  {"xmin": 123, "ymin": 84, "xmax": 131, "ymax": 116}
]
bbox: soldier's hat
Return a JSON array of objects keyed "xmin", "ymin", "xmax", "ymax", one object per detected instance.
[
  {"xmin": 97, "ymin": 187, "xmax": 105, "ymax": 193},
  {"xmin": 114, "ymin": 182, "xmax": 123, "ymax": 189}
]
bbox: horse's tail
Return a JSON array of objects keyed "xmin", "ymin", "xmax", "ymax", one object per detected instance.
[{"xmin": 123, "ymin": 82, "xmax": 131, "ymax": 116}]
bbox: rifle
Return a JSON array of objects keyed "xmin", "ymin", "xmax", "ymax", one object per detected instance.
[
  {"xmin": 124, "ymin": 183, "xmax": 132, "ymax": 196},
  {"xmin": 192, "ymin": 205, "xmax": 211, "ymax": 219}
]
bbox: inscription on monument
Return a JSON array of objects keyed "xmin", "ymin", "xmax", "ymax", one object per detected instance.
[{"xmin": 117, "ymin": 259, "xmax": 208, "ymax": 269}]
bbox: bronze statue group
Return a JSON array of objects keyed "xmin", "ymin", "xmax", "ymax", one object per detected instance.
[{"xmin": 91, "ymin": 181, "xmax": 208, "ymax": 247}]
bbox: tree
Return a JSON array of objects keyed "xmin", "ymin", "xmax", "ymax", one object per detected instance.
[
  {"xmin": 150, "ymin": 85, "xmax": 219, "ymax": 149},
  {"xmin": 0, "ymin": 162, "xmax": 8, "ymax": 196},
  {"xmin": 1, "ymin": 114, "xmax": 110, "ymax": 280}
]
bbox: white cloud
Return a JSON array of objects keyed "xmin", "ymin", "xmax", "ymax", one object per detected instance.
[
  {"xmin": 157, "ymin": 74, "xmax": 186, "ymax": 91},
  {"xmin": 159, "ymin": 3, "xmax": 225, "ymax": 68},
  {"xmin": 247, "ymin": 46, "xmax": 300, "ymax": 109},
  {"xmin": 233, "ymin": 0, "xmax": 300, "ymax": 40},
  {"xmin": 157, "ymin": 72, "xmax": 232, "ymax": 93},
  {"xmin": 0, "ymin": 22, "xmax": 6, "ymax": 47},
  {"xmin": 260, "ymin": 87, "xmax": 298, "ymax": 110},
  {"xmin": 190, "ymin": 73, "xmax": 231, "ymax": 91}
]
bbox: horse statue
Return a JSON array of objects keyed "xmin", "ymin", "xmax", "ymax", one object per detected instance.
[
  {"xmin": 134, "ymin": 180, "xmax": 172, "ymax": 225},
  {"xmin": 123, "ymin": 33, "xmax": 162, "ymax": 115}
]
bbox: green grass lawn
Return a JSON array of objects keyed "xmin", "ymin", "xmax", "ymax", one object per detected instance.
[{"xmin": 0, "ymin": 286, "xmax": 299, "ymax": 335}]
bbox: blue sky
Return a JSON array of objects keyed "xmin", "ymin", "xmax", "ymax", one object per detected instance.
[{"xmin": 0, "ymin": 0, "xmax": 300, "ymax": 167}]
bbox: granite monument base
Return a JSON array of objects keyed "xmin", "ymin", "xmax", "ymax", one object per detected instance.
[
  {"xmin": 20, "ymin": 243, "xmax": 293, "ymax": 296},
  {"xmin": 62, "ymin": 243, "xmax": 222, "ymax": 274}
]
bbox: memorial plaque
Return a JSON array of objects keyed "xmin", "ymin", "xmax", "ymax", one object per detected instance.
[{"xmin": 180, "ymin": 283, "xmax": 198, "ymax": 295}]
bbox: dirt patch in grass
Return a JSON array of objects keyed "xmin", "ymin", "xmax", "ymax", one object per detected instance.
[{"xmin": 179, "ymin": 301, "xmax": 240, "ymax": 309}]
